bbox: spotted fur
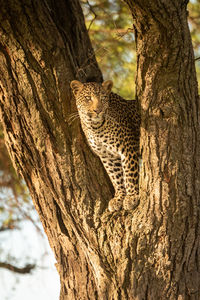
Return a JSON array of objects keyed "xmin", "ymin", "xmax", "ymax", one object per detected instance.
[{"xmin": 70, "ymin": 80, "xmax": 140, "ymax": 211}]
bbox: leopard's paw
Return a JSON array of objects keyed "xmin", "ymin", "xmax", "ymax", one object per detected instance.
[
  {"xmin": 123, "ymin": 194, "xmax": 139, "ymax": 211},
  {"xmin": 108, "ymin": 195, "xmax": 124, "ymax": 212}
]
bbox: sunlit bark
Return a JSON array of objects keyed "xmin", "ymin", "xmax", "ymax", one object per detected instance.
[
  {"xmin": 0, "ymin": 0, "xmax": 200, "ymax": 299},
  {"xmin": 124, "ymin": 0, "xmax": 200, "ymax": 298}
]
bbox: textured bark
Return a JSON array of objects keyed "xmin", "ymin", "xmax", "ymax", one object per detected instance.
[
  {"xmin": 0, "ymin": 0, "xmax": 200, "ymax": 299},
  {"xmin": 124, "ymin": 0, "xmax": 200, "ymax": 299},
  {"xmin": 0, "ymin": 0, "xmax": 112, "ymax": 298}
]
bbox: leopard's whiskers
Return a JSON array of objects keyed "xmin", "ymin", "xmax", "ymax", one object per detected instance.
[
  {"xmin": 68, "ymin": 112, "xmax": 79, "ymax": 119},
  {"xmin": 68, "ymin": 113, "xmax": 80, "ymax": 125}
]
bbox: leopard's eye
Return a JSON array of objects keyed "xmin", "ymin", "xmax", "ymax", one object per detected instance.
[
  {"xmin": 101, "ymin": 96, "xmax": 107, "ymax": 101},
  {"xmin": 85, "ymin": 96, "xmax": 91, "ymax": 101}
]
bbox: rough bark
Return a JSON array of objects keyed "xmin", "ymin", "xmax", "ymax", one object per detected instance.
[
  {"xmin": 0, "ymin": 0, "xmax": 200, "ymax": 300},
  {"xmin": 0, "ymin": 0, "xmax": 112, "ymax": 298},
  {"xmin": 124, "ymin": 0, "xmax": 200, "ymax": 299}
]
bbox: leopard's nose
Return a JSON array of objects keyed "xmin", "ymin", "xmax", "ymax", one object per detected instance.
[
  {"xmin": 94, "ymin": 109, "xmax": 101, "ymax": 114},
  {"xmin": 93, "ymin": 106, "xmax": 102, "ymax": 114}
]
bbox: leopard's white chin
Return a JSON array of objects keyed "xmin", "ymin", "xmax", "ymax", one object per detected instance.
[{"xmin": 93, "ymin": 115, "xmax": 104, "ymax": 121}]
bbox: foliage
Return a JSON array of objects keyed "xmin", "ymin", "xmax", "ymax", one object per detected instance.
[
  {"xmin": 82, "ymin": 0, "xmax": 200, "ymax": 95},
  {"xmin": 0, "ymin": 127, "xmax": 39, "ymax": 272},
  {"xmin": 188, "ymin": 0, "xmax": 200, "ymax": 91},
  {"xmin": 0, "ymin": 126, "xmax": 36, "ymax": 230},
  {"xmin": 81, "ymin": 0, "xmax": 136, "ymax": 98},
  {"xmin": 188, "ymin": 0, "xmax": 200, "ymax": 52}
]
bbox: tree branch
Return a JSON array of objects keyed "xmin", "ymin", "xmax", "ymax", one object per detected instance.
[
  {"xmin": 86, "ymin": 0, "xmax": 97, "ymax": 31},
  {"xmin": 0, "ymin": 224, "xmax": 19, "ymax": 231},
  {"xmin": 0, "ymin": 262, "xmax": 35, "ymax": 274}
]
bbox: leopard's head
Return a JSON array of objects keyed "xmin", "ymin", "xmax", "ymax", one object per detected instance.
[{"xmin": 70, "ymin": 80, "xmax": 113, "ymax": 123}]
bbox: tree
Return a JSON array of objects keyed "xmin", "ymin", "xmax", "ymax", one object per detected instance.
[
  {"xmin": 0, "ymin": 0, "xmax": 199, "ymax": 299},
  {"xmin": 81, "ymin": 0, "xmax": 137, "ymax": 98}
]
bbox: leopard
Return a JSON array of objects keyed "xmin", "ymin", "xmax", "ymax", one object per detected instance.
[{"xmin": 70, "ymin": 80, "xmax": 140, "ymax": 212}]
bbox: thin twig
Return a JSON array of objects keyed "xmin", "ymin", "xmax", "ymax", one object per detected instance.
[
  {"xmin": 0, "ymin": 262, "xmax": 35, "ymax": 274},
  {"xmin": 86, "ymin": 0, "xmax": 97, "ymax": 31}
]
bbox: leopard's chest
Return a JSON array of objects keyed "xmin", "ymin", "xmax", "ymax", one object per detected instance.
[{"xmin": 86, "ymin": 127, "xmax": 120, "ymax": 155}]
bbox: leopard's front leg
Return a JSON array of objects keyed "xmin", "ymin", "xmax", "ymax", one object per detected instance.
[
  {"xmin": 121, "ymin": 146, "xmax": 139, "ymax": 210},
  {"xmin": 99, "ymin": 152, "xmax": 126, "ymax": 212}
]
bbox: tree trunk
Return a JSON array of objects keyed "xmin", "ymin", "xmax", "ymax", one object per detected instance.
[
  {"xmin": 0, "ymin": 0, "xmax": 200, "ymax": 300},
  {"xmin": 124, "ymin": 0, "xmax": 200, "ymax": 299},
  {"xmin": 0, "ymin": 0, "xmax": 112, "ymax": 298}
]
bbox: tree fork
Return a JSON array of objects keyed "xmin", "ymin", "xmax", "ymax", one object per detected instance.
[{"xmin": 0, "ymin": 0, "xmax": 200, "ymax": 299}]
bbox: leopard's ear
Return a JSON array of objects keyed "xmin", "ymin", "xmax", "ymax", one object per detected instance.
[
  {"xmin": 102, "ymin": 80, "xmax": 113, "ymax": 93},
  {"xmin": 70, "ymin": 80, "xmax": 84, "ymax": 96}
]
